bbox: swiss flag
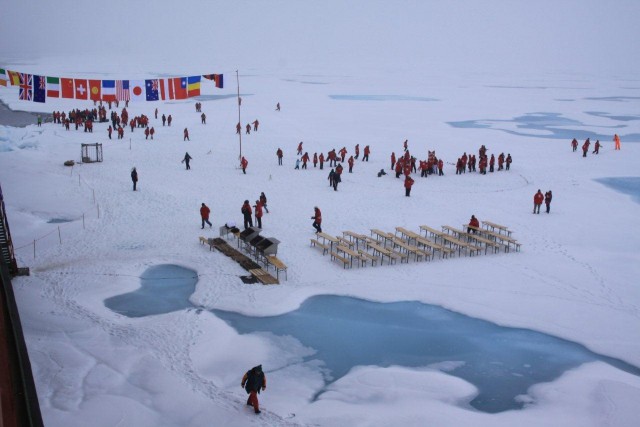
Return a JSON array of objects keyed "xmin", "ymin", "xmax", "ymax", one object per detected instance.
[
  {"xmin": 89, "ymin": 80, "xmax": 101, "ymax": 101},
  {"xmin": 61, "ymin": 78, "xmax": 75, "ymax": 98},
  {"xmin": 74, "ymin": 79, "xmax": 88, "ymax": 100}
]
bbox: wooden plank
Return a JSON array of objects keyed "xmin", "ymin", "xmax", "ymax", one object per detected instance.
[{"xmin": 310, "ymin": 238, "xmax": 329, "ymax": 255}]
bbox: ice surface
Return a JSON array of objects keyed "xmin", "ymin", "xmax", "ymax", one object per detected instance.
[
  {"xmin": 212, "ymin": 295, "xmax": 640, "ymax": 413},
  {"xmin": 595, "ymin": 177, "xmax": 640, "ymax": 204}
]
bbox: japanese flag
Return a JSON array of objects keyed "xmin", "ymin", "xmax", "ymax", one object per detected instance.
[{"xmin": 129, "ymin": 80, "xmax": 145, "ymax": 102}]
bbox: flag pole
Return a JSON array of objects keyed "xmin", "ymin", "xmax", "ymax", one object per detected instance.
[{"xmin": 236, "ymin": 70, "xmax": 242, "ymax": 161}]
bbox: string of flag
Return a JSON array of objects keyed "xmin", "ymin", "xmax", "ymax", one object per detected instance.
[{"xmin": 0, "ymin": 68, "xmax": 223, "ymax": 103}]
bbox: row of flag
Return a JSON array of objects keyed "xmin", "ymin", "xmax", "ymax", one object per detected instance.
[{"xmin": 0, "ymin": 69, "xmax": 224, "ymax": 103}]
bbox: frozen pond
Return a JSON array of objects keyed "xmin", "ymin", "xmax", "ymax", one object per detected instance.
[
  {"xmin": 448, "ymin": 112, "xmax": 640, "ymax": 142},
  {"xmin": 105, "ymin": 271, "xmax": 640, "ymax": 413},
  {"xmin": 595, "ymin": 177, "xmax": 640, "ymax": 204},
  {"xmin": 104, "ymin": 264, "xmax": 197, "ymax": 317},
  {"xmin": 329, "ymin": 95, "xmax": 438, "ymax": 102}
]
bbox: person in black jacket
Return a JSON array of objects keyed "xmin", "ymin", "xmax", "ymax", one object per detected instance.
[
  {"xmin": 241, "ymin": 200, "xmax": 253, "ymax": 229},
  {"xmin": 131, "ymin": 167, "xmax": 138, "ymax": 191},
  {"xmin": 241, "ymin": 365, "xmax": 266, "ymax": 414}
]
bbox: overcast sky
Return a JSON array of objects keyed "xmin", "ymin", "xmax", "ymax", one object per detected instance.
[{"xmin": 1, "ymin": 0, "xmax": 639, "ymax": 77}]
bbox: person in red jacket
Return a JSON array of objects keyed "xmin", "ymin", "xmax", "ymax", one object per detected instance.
[
  {"xmin": 489, "ymin": 154, "xmax": 495, "ymax": 172},
  {"xmin": 319, "ymin": 153, "xmax": 325, "ymax": 170},
  {"xmin": 498, "ymin": 153, "xmax": 505, "ymax": 171},
  {"xmin": 533, "ymin": 189, "xmax": 544, "ymax": 214},
  {"xmin": 467, "ymin": 215, "xmax": 479, "ymax": 233},
  {"xmin": 582, "ymin": 138, "xmax": 590, "ymax": 157},
  {"xmin": 313, "ymin": 152, "xmax": 318, "ymax": 168},
  {"xmin": 571, "ymin": 138, "xmax": 578, "ymax": 152},
  {"xmin": 145, "ymin": 127, "xmax": 150, "ymax": 139},
  {"xmin": 404, "ymin": 175, "xmax": 414, "ymax": 197},
  {"xmin": 241, "ymin": 156, "xmax": 248, "ymax": 174},
  {"xmin": 276, "ymin": 148, "xmax": 283, "ymax": 165},
  {"xmin": 362, "ymin": 145, "xmax": 370, "ymax": 161},
  {"xmin": 355, "ymin": 144, "xmax": 360, "ymax": 159},
  {"xmin": 395, "ymin": 160, "xmax": 403, "ymax": 178},
  {"xmin": 592, "ymin": 140, "xmax": 601, "ymax": 154},
  {"xmin": 254, "ymin": 200, "xmax": 263, "ymax": 228},
  {"xmin": 312, "ymin": 206, "xmax": 322, "ymax": 233},
  {"xmin": 438, "ymin": 158, "xmax": 444, "ymax": 176},
  {"xmin": 391, "ymin": 152, "xmax": 396, "ymax": 170},
  {"xmin": 339, "ymin": 147, "xmax": 347, "ymax": 162},
  {"xmin": 297, "ymin": 141, "xmax": 303, "ymax": 155},
  {"xmin": 545, "ymin": 190, "xmax": 553, "ymax": 214},
  {"xmin": 184, "ymin": 128, "xmax": 190, "ymax": 141},
  {"xmin": 149, "ymin": 127, "xmax": 155, "ymax": 140},
  {"xmin": 200, "ymin": 203, "xmax": 212, "ymax": 229},
  {"xmin": 348, "ymin": 155, "xmax": 354, "ymax": 173},
  {"xmin": 301, "ymin": 152, "xmax": 310, "ymax": 169}
]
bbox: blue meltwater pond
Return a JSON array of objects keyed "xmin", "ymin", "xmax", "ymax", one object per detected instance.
[
  {"xmin": 595, "ymin": 177, "xmax": 640, "ymax": 204},
  {"xmin": 105, "ymin": 266, "xmax": 640, "ymax": 413}
]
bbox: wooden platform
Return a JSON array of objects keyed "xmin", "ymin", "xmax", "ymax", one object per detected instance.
[{"xmin": 207, "ymin": 238, "xmax": 279, "ymax": 284}]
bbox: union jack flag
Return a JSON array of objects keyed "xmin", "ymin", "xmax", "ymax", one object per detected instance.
[
  {"xmin": 38, "ymin": 77, "xmax": 46, "ymax": 90},
  {"xmin": 19, "ymin": 73, "xmax": 33, "ymax": 101},
  {"xmin": 152, "ymin": 79, "xmax": 159, "ymax": 91}
]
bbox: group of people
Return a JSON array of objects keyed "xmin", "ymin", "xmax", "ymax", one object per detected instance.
[
  {"xmin": 236, "ymin": 119, "xmax": 260, "ymax": 134},
  {"xmin": 454, "ymin": 148, "xmax": 512, "ymax": 175},
  {"xmin": 533, "ymin": 189, "xmax": 553, "ymax": 214},
  {"xmin": 572, "ymin": 134, "xmax": 622, "ymax": 157},
  {"xmin": 239, "ymin": 193, "xmax": 269, "ymax": 229}
]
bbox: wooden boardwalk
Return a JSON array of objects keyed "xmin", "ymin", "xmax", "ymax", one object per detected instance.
[{"xmin": 207, "ymin": 238, "xmax": 279, "ymax": 285}]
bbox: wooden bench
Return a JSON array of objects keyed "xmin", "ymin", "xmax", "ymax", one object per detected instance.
[
  {"xmin": 265, "ymin": 255, "xmax": 288, "ymax": 281},
  {"xmin": 336, "ymin": 235, "xmax": 356, "ymax": 249},
  {"xmin": 337, "ymin": 245, "xmax": 366, "ymax": 267},
  {"xmin": 199, "ymin": 236, "xmax": 215, "ymax": 251},
  {"xmin": 420, "ymin": 225, "xmax": 444, "ymax": 241},
  {"xmin": 370, "ymin": 228, "xmax": 394, "ymax": 246},
  {"xmin": 391, "ymin": 236, "xmax": 428, "ymax": 262},
  {"xmin": 248, "ymin": 268, "xmax": 279, "ymax": 285},
  {"xmin": 367, "ymin": 242, "xmax": 399, "ymax": 265},
  {"xmin": 357, "ymin": 249, "xmax": 379, "ymax": 266},
  {"xmin": 464, "ymin": 232, "xmax": 501, "ymax": 254},
  {"xmin": 482, "ymin": 220, "xmax": 512, "ymax": 236},
  {"xmin": 310, "ymin": 238, "xmax": 329, "ymax": 255},
  {"xmin": 414, "ymin": 235, "xmax": 454, "ymax": 259},
  {"xmin": 317, "ymin": 232, "xmax": 339, "ymax": 251},
  {"xmin": 395, "ymin": 226, "xmax": 421, "ymax": 245},
  {"xmin": 330, "ymin": 251, "xmax": 351, "ymax": 268},
  {"xmin": 343, "ymin": 231, "xmax": 369, "ymax": 250}
]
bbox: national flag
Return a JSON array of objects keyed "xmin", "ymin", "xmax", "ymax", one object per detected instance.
[
  {"xmin": 203, "ymin": 73, "xmax": 224, "ymax": 88},
  {"xmin": 116, "ymin": 80, "xmax": 129, "ymax": 101},
  {"xmin": 187, "ymin": 76, "xmax": 201, "ymax": 97},
  {"xmin": 0, "ymin": 69, "xmax": 8, "ymax": 86},
  {"xmin": 61, "ymin": 78, "xmax": 74, "ymax": 98},
  {"xmin": 18, "ymin": 73, "xmax": 33, "ymax": 101},
  {"xmin": 159, "ymin": 78, "xmax": 174, "ymax": 100},
  {"xmin": 74, "ymin": 79, "xmax": 88, "ymax": 100},
  {"xmin": 145, "ymin": 79, "xmax": 159, "ymax": 101},
  {"xmin": 102, "ymin": 80, "xmax": 116, "ymax": 101},
  {"xmin": 89, "ymin": 80, "xmax": 101, "ymax": 101},
  {"xmin": 173, "ymin": 77, "xmax": 188, "ymax": 99},
  {"xmin": 8, "ymin": 70, "xmax": 20, "ymax": 86},
  {"xmin": 33, "ymin": 75, "xmax": 46, "ymax": 103},
  {"xmin": 47, "ymin": 77, "xmax": 60, "ymax": 98},
  {"xmin": 130, "ymin": 80, "xmax": 145, "ymax": 102}
]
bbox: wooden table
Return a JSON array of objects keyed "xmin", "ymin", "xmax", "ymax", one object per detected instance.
[{"xmin": 482, "ymin": 220, "xmax": 512, "ymax": 236}]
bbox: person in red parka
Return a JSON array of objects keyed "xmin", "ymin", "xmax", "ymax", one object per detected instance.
[
  {"xmin": 313, "ymin": 152, "xmax": 318, "ymax": 168},
  {"xmin": 254, "ymin": 200, "xmax": 263, "ymax": 228},
  {"xmin": 489, "ymin": 154, "xmax": 495, "ymax": 172},
  {"xmin": 582, "ymin": 138, "xmax": 590, "ymax": 157},
  {"xmin": 571, "ymin": 138, "xmax": 578, "ymax": 152},
  {"xmin": 395, "ymin": 161, "xmax": 403, "ymax": 178},
  {"xmin": 276, "ymin": 148, "xmax": 283, "ymax": 165},
  {"xmin": 467, "ymin": 215, "xmax": 479, "ymax": 233},
  {"xmin": 145, "ymin": 127, "xmax": 150, "ymax": 139},
  {"xmin": 533, "ymin": 189, "xmax": 544, "ymax": 214},
  {"xmin": 339, "ymin": 147, "xmax": 347, "ymax": 162},
  {"xmin": 348, "ymin": 155, "xmax": 354, "ymax": 173},
  {"xmin": 241, "ymin": 156, "xmax": 248, "ymax": 174},
  {"xmin": 362, "ymin": 145, "xmax": 370, "ymax": 161},
  {"xmin": 319, "ymin": 153, "xmax": 325, "ymax": 170},
  {"xmin": 200, "ymin": 203, "xmax": 212, "ymax": 229},
  {"xmin": 404, "ymin": 175, "xmax": 414, "ymax": 197},
  {"xmin": 355, "ymin": 144, "xmax": 360, "ymax": 159},
  {"xmin": 593, "ymin": 140, "xmax": 601, "ymax": 154},
  {"xmin": 297, "ymin": 141, "xmax": 303, "ymax": 155},
  {"xmin": 312, "ymin": 206, "xmax": 322, "ymax": 233},
  {"xmin": 149, "ymin": 127, "xmax": 155, "ymax": 140},
  {"xmin": 184, "ymin": 128, "xmax": 190, "ymax": 141},
  {"xmin": 391, "ymin": 152, "xmax": 396, "ymax": 170},
  {"xmin": 241, "ymin": 200, "xmax": 253, "ymax": 229},
  {"xmin": 438, "ymin": 158, "xmax": 444, "ymax": 176},
  {"xmin": 301, "ymin": 152, "xmax": 310, "ymax": 169}
]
